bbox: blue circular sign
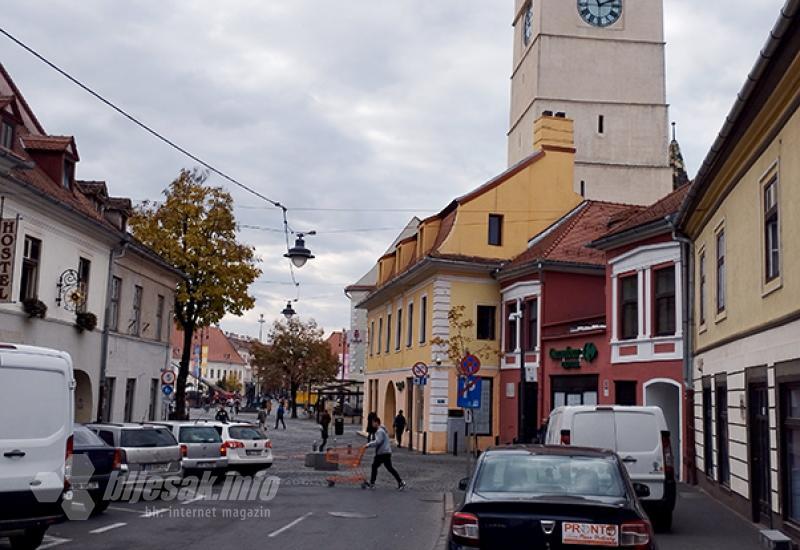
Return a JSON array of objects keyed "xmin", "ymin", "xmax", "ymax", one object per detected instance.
[{"xmin": 161, "ymin": 385, "xmax": 174, "ymax": 396}]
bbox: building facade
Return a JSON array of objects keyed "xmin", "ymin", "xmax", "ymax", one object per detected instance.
[
  {"xmin": 358, "ymin": 114, "xmax": 584, "ymax": 453},
  {"xmin": 0, "ymin": 64, "xmax": 181, "ymax": 424},
  {"xmin": 508, "ymin": 0, "xmax": 672, "ymax": 204},
  {"xmin": 679, "ymin": 0, "xmax": 800, "ymax": 533},
  {"xmin": 344, "ymin": 264, "xmax": 377, "ymax": 383}
]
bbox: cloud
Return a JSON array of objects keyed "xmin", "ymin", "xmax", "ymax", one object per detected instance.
[{"xmin": 0, "ymin": 0, "xmax": 788, "ymax": 336}]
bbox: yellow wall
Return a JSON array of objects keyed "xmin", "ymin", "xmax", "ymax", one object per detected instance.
[
  {"xmin": 438, "ymin": 147, "xmax": 581, "ymax": 258},
  {"xmin": 690, "ymin": 58, "xmax": 800, "ymax": 351}
]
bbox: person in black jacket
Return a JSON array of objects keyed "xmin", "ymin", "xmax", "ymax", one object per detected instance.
[
  {"xmin": 214, "ymin": 404, "xmax": 229, "ymax": 423},
  {"xmin": 393, "ymin": 410, "xmax": 407, "ymax": 447},
  {"xmin": 319, "ymin": 410, "xmax": 332, "ymax": 451},
  {"xmin": 366, "ymin": 411, "xmax": 378, "ymax": 442}
]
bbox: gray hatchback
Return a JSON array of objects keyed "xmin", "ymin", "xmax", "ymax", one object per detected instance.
[
  {"xmin": 149, "ymin": 421, "xmax": 228, "ymax": 477},
  {"xmin": 87, "ymin": 423, "xmax": 182, "ymax": 485}
]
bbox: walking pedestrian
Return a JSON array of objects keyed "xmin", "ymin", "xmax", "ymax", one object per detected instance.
[
  {"xmin": 266, "ymin": 399, "xmax": 273, "ymax": 416},
  {"xmin": 275, "ymin": 401, "xmax": 287, "ymax": 430},
  {"xmin": 393, "ymin": 410, "xmax": 406, "ymax": 447},
  {"xmin": 214, "ymin": 404, "xmax": 229, "ymax": 423},
  {"xmin": 366, "ymin": 411, "xmax": 378, "ymax": 442},
  {"xmin": 319, "ymin": 409, "xmax": 331, "ymax": 452},
  {"xmin": 257, "ymin": 408, "xmax": 267, "ymax": 431},
  {"xmin": 364, "ymin": 416, "xmax": 406, "ymax": 490},
  {"xmin": 234, "ymin": 399, "xmax": 240, "ymax": 417}
]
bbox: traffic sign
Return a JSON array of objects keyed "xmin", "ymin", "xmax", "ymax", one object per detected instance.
[
  {"xmin": 161, "ymin": 370, "xmax": 176, "ymax": 385},
  {"xmin": 457, "ymin": 376, "xmax": 481, "ymax": 409},
  {"xmin": 460, "ymin": 354, "xmax": 481, "ymax": 377},
  {"xmin": 413, "ymin": 376, "xmax": 428, "ymax": 386},
  {"xmin": 161, "ymin": 384, "xmax": 174, "ymax": 396},
  {"xmin": 411, "ymin": 362, "xmax": 428, "ymax": 378}
]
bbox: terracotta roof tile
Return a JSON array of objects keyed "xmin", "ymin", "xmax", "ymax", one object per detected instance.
[
  {"xmin": 507, "ymin": 201, "xmax": 637, "ymax": 269},
  {"xmin": 171, "ymin": 326, "xmax": 247, "ymax": 365},
  {"xmin": 598, "ymin": 184, "xmax": 690, "ymax": 240}
]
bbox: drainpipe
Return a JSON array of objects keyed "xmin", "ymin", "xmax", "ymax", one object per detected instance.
[
  {"xmin": 96, "ymin": 241, "xmax": 128, "ymax": 422},
  {"xmin": 669, "ymin": 216, "xmax": 696, "ymax": 485}
]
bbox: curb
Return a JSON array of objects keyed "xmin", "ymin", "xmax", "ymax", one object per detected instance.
[{"xmin": 433, "ymin": 491, "xmax": 454, "ymax": 550}]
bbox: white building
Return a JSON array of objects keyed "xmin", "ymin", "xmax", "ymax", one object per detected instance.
[{"xmin": 0, "ymin": 64, "xmax": 181, "ymax": 423}]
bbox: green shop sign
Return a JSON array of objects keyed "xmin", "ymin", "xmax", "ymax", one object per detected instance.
[{"xmin": 549, "ymin": 343, "xmax": 599, "ymax": 369}]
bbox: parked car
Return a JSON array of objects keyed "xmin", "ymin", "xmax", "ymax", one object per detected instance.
[
  {"xmin": 86, "ymin": 424, "xmax": 182, "ymax": 486},
  {"xmin": 209, "ymin": 422, "xmax": 272, "ymax": 476},
  {"xmin": 545, "ymin": 405, "xmax": 676, "ymax": 530},
  {"xmin": 71, "ymin": 425, "xmax": 123, "ymax": 516},
  {"xmin": 450, "ymin": 446, "xmax": 655, "ymax": 550},
  {"xmin": 0, "ymin": 344, "xmax": 74, "ymax": 550},
  {"xmin": 148, "ymin": 421, "xmax": 227, "ymax": 477}
]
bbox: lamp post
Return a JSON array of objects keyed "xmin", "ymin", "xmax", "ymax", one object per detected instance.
[{"xmin": 258, "ymin": 313, "xmax": 265, "ymax": 342}]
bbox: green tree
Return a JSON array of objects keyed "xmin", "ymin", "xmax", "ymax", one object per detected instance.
[
  {"xmin": 130, "ymin": 169, "xmax": 261, "ymax": 418},
  {"xmin": 251, "ymin": 318, "xmax": 339, "ymax": 418},
  {"xmin": 431, "ymin": 305, "xmax": 496, "ymax": 368}
]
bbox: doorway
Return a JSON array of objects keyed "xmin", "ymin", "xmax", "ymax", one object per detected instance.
[
  {"xmin": 73, "ymin": 370, "xmax": 94, "ymax": 423},
  {"xmin": 384, "ymin": 382, "xmax": 397, "ymax": 436},
  {"xmin": 615, "ymin": 381, "xmax": 637, "ymax": 406},
  {"xmin": 749, "ymin": 382, "xmax": 771, "ymax": 524}
]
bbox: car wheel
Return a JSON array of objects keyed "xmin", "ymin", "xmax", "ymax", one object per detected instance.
[
  {"xmin": 652, "ymin": 509, "xmax": 673, "ymax": 532},
  {"xmin": 9, "ymin": 527, "xmax": 47, "ymax": 550},
  {"xmin": 91, "ymin": 499, "xmax": 110, "ymax": 516}
]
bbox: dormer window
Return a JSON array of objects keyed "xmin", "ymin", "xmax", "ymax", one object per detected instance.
[
  {"xmin": 63, "ymin": 159, "xmax": 74, "ymax": 189},
  {"xmin": 0, "ymin": 121, "xmax": 13, "ymax": 149}
]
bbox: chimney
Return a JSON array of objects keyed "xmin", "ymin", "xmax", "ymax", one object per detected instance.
[{"xmin": 533, "ymin": 112, "xmax": 574, "ymax": 151}]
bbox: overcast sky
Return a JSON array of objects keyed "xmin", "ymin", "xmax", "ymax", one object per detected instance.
[{"xmin": 0, "ymin": 0, "xmax": 787, "ymax": 339}]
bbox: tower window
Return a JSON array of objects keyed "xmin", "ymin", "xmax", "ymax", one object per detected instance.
[
  {"xmin": 598, "ymin": 115, "xmax": 605, "ymax": 134},
  {"xmin": 580, "ymin": 180, "xmax": 586, "ymax": 197}
]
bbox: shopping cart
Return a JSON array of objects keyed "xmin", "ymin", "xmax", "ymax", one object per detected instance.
[{"xmin": 324, "ymin": 446, "xmax": 369, "ymax": 488}]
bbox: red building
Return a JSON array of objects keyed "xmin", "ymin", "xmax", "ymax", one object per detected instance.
[{"xmin": 496, "ymin": 187, "xmax": 691, "ymax": 480}]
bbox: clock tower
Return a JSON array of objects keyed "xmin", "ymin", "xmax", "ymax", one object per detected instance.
[{"xmin": 508, "ymin": 0, "xmax": 673, "ymax": 205}]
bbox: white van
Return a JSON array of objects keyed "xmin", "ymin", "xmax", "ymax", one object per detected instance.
[
  {"xmin": 545, "ymin": 405, "xmax": 676, "ymax": 530},
  {"xmin": 0, "ymin": 344, "xmax": 74, "ymax": 550}
]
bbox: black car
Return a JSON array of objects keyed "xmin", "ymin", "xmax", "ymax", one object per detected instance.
[
  {"xmin": 72, "ymin": 425, "xmax": 122, "ymax": 516},
  {"xmin": 450, "ymin": 446, "xmax": 656, "ymax": 550}
]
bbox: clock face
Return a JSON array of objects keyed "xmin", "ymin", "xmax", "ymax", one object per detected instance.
[
  {"xmin": 523, "ymin": 3, "xmax": 534, "ymax": 45},
  {"xmin": 577, "ymin": 0, "xmax": 623, "ymax": 28}
]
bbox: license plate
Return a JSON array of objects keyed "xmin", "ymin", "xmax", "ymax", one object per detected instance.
[
  {"xmin": 196, "ymin": 462, "xmax": 215, "ymax": 468},
  {"xmin": 246, "ymin": 450, "xmax": 262, "ymax": 456},
  {"xmin": 72, "ymin": 481, "xmax": 100, "ymax": 490},
  {"xmin": 144, "ymin": 463, "xmax": 170, "ymax": 473},
  {"xmin": 562, "ymin": 523, "xmax": 619, "ymax": 546}
]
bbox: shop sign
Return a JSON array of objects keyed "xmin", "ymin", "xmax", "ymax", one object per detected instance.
[
  {"xmin": 0, "ymin": 218, "xmax": 17, "ymax": 303},
  {"xmin": 549, "ymin": 343, "xmax": 599, "ymax": 369}
]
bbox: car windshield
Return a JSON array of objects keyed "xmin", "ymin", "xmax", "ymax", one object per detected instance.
[
  {"xmin": 229, "ymin": 426, "xmax": 266, "ymax": 440},
  {"xmin": 73, "ymin": 426, "xmax": 108, "ymax": 447},
  {"xmin": 179, "ymin": 426, "xmax": 222, "ymax": 444},
  {"xmin": 474, "ymin": 454, "xmax": 626, "ymax": 499},
  {"xmin": 121, "ymin": 428, "xmax": 177, "ymax": 448}
]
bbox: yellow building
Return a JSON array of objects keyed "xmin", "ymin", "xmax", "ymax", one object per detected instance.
[
  {"xmin": 358, "ymin": 114, "xmax": 582, "ymax": 453},
  {"xmin": 678, "ymin": 1, "xmax": 800, "ymax": 532}
]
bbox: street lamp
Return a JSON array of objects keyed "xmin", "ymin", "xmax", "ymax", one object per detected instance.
[
  {"xmin": 284, "ymin": 232, "xmax": 315, "ymax": 268},
  {"xmin": 281, "ymin": 301, "xmax": 296, "ymax": 319}
]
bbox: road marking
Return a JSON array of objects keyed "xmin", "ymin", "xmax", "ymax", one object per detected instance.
[
  {"xmin": 108, "ymin": 506, "xmax": 141, "ymax": 514},
  {"xmin": 182, "ymin": 495, "xmax": 205, "ymax": 505},
  {"xmin": 140, "ymin": 508, "xmax": 170, "ymax": 518},
  {"xmin": 39, "ymin": 536, "xmax": 71, "ymax": 549},
  {"xmin": 268, "ymin": 512, "xmax": 313, "ymax": 538},
  {"xmin": 89, "ymin": 522, "xmax": 127, "ymax": 534}
]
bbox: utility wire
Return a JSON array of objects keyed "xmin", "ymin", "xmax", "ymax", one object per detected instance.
[{"xmin": 0, "ymin": 26, "xmax": 305, "ymax": 303}]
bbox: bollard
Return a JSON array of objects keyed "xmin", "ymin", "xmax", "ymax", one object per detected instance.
[{"xmin": 423, "ymin": 432, "xmax": 428, "ymax": 455}]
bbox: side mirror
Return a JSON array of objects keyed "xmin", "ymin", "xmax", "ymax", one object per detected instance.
[
  {"xmin": 458, "ymin": 478, "xmax": 469, "ymax": 491},
  {"xmin": 633, "ymin": 483, "xmax": 651, "ymax": 498}
]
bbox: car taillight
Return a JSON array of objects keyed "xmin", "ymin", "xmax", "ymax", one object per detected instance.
[
  {"xmin": 264, "ymin": 440, "xmax": 272, "ymax": 449},
  {"xmin": 225, "ymin": 440, "xmax": 245, "ymax": 449},
  {"xmin": 451, "ymin": 512, "xmax": 480, "ymax": 543},
  {"xmin": 220, "ymin": 444, "xmax": 227, "ymax": 457},
  {"xmin": 112, "ymin": 448, "xmax": 126, "ymax": 469},
  {"xmin": 661, "ymin": 431, "xmax": 674, "ymax": 478},
  {"xmin": 64, "ymin": 435, "xmax": 74, "ymax": 490},
  {"xmin": 620, "ymin": 520, "xmax": 652, "ymax": 548},
  {"xmin": 180, "ymin": 444, "xmax": 188, "ymax": 458},
  {"xmin": 560, "ymin": 430, "xmax": 571, "ymax": 445}
]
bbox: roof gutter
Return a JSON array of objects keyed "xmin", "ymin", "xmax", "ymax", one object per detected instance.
[
  {"xmin": 589, "ymin": 219, "xmax": 671, "ymax": 251},
  {"xmin": 678, "ymin": 0, "xmax": 800, "ymax": 228}
]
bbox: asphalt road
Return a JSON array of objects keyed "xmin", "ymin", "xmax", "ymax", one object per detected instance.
[{"xmin": 0, "ymin": 408, "xmax": 768, "ymax": 549}]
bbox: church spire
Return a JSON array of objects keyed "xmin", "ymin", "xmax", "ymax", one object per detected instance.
[{"xmin": 669, "ymin": 122, "xmax": 689, "ymax": 189}]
